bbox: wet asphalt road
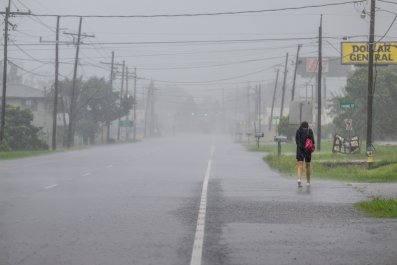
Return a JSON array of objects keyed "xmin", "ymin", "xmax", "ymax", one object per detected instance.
[{"xmin": 0, "ymin": 134, "xmax": 396, "ymax": 265}]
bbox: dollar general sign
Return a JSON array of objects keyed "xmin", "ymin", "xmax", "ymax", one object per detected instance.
[{"xmin": 341, "ymin": 42, "xmax": 397, "ymax": 65}]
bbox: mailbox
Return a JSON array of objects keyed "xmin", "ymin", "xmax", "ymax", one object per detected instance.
[
  {"xmin": 274, "ymin": 135, "xmax": 287, "ymax": 143},
  {"xmin": 255, "ymin": 132, "xmax": 264, "ymax": 138}
]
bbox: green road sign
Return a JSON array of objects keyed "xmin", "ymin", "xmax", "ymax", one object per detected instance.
[
  {"xmin": 340, "ymin": 102, "xmax": 355, "ymax": 109},
  {"xmin": 119, "ymin": 120, "xmax": 133, "ymax": 127},
  {"xmin": 272, "ymin": 116, "xmax": 280, "ymax": 120}
]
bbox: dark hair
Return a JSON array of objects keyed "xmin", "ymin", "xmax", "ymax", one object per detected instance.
[{"xmin": 300, "ymin": 121, "xmax": 309, "ymax": 129}]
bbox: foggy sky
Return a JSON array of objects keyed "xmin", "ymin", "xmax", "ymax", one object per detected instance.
[{"xmin": 2, "ymin": 0, "xmax": 397, "ymax": 100}]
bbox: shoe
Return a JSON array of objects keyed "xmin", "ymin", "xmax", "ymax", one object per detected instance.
[
  {"xmin": 297, "ymin": 180, "xmax": 302, "ymax": 187},
  {"xmin": 306, "ymin": 182, "xmax": 311, "ymax": 187}
]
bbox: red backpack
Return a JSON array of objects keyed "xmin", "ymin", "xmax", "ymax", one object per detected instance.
[{"xmin": 304, "ymin": 129, "xmax": 315, "ymax": 153}]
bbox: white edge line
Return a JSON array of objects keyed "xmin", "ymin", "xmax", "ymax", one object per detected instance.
[
  {"xmin": 190, "ymin": 145, "xmax": 214, "ymax": 265},
  {"xmin": 82, "ymin": 172, "xmax": 91, "ymax": 177},
  {"xmin": 44, "ymin": 184, "xmax": 58, "ymax": 190}
]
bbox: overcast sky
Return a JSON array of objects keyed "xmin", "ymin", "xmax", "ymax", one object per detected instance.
[{"xmin": 2, "ymin": 0, "xmax": 397, "ymax": 100}]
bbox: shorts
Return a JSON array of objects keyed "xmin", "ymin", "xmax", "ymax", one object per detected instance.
[{"xmin": 296, "ymin": 148, "xmax": 311, "ymax": 163}]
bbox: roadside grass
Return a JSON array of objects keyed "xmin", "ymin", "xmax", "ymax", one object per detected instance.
[
  {"xmin": 355, "ymin": 199, "xmax": 397, "ymax": 218},
  {"xmin": 0, "ymin": 140, "xmax": 142, "ymax": 160},
  {"xmin": 245, "ymin": 140, "xmax": 397, "ymax": 183},
  {"xmin": 0, "ymin": 150, "xmax": 53, "ymax": 160}
]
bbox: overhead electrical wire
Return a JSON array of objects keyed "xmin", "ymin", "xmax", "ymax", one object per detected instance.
[
  {"xmin": 14, "ymin": 0, "xmax": 57, "ymax": 33},
  {"xmin": 137, "ymin": 63, "xmax": 283, "ymax": 85},
  {"xmin": 8, "ymin": 60, "xmax": 55, "ymax": 78},
  {"xmin": 26, "ymin": 1, "xmax": 365, "ymax": 18},
  {"xmin": 377, "ymin": 14, "xmax": 397, "ymax": 42},
  {"xmin": 379, "ymin": 0, "xmax": 397, "ymax": 5}
]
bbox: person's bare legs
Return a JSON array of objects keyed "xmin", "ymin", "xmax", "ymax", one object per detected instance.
[
  {"xmin": 305, "ymin": 162, "xmax": 311, "ymax": 186},
  {"xmin": 297, "ymin": 161, "xmax": 303, "ymax": 187}
]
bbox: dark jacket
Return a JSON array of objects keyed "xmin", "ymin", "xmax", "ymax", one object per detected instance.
[{"xmin": 295, "ymin": 127, "xmax": 315, "ymax": 150}]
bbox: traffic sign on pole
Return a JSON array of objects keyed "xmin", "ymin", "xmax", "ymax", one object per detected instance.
[{"xmin": 340, "ymin": 102, "xmax": 355, "ymax": 109}]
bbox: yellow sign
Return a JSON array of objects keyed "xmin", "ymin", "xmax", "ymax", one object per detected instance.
[{"xmin": 341, "ymin": 42, "xmax": 397, "ymax": 65}]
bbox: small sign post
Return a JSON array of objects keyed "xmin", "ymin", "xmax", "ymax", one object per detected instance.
[{"xmin": 340, "ymin": 102, "xmax": 355, "ymax": 109}]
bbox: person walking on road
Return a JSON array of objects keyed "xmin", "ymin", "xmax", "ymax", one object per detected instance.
[{"xmin": 295, "ymin": 121, "xmax": 315, "ymax": 187}]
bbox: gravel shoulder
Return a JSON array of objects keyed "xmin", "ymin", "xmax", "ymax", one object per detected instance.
[{"xmin": 350, "ymin": 182, "xmax": 397, "ymax": 199}]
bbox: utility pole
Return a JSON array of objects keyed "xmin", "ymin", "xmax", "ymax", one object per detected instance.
[
  {"xmin": 117, "ymin": 60, "xmax": 125, "ymax": 141},
  {"xmin": 323, "ymin": 76, "xmax": 327, "ymax": 105},
  {"xmin": 150, "ymin": 84, "xmax": 155, "ymax": 136},
  {"xmin": 100, "ymin": 51, "xmax": 115, "ymax": 143},
  {"xmin": 246, "ymin": 86, "xmax": 251, "ymax": 140},
  {"xmin": 133, "ymin": 68, "xmax": 137, "ymax": 141},
  {"xmin": 366, "ymin": 0, "xmax": 376, "ymax": 150},
  {"xmin": 0, "ymin": 2, "xmax": 11, "ymax": 144},
  {"xmin": 108, "ymin": 52, "xmax": 114, "ymax": 143},
  {"xmin": 317, "ymin": 15, "xmax": 323, "ymax": 151},
  {"xmin": 124, "ymin": 66, "xmax": 129, "ymax": 140},
  {"xmin": 145, "ymin": 82, "xmax": 156, "ymax": 137},
  {"xmin": 280, "ymin": 53, "xmax": 289, "ymax": 119},
  {"xmin": 144, "ymin": 86, "xmax": 149, "ymax": 137},
  {"xmin": 65, "ymin": 17, "xmax": 94, "ymax": 148},
  {"xmin": 0, "ymin": 1, "xmax": 30, "ymax": 143},
  {"xmin": 67, "ymin": 17, "xmax": 83, "ymax": 148},
  {"xmin": 258, "ymin": 84, "xmax": 262, "ymax": 133},
  {"xmin": 291, "ymin": 44, "xmax": 302, "ymax": 101},
  {"xmin": 51, "ymin": 16, "xmax": 60, "ymax": 150},
  {"xmin": 222, "ymin": 88, "xmax": 225, "ymax": 132},
  {"xmin": 269, "ymin": 69, "xmax": 280, "ymax": 131},
  {"xmin": 39, "ymin": 22, "xmax": 72, "ymax": 148}
]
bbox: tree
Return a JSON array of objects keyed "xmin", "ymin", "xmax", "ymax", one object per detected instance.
[
  {"xmin": 329, "ymin": 65, "xmax": 397, "ymax": 141},
  {"xmin": 57, "ymin": 77, "xmax": 133, "ymax": 145},
  {"xmin": 277, "ymin": 116, "xmax": 295, "ymax": 141},
  {"xmin": 0, "ymin": 105, "xmax": 49, "ymax": 151}
]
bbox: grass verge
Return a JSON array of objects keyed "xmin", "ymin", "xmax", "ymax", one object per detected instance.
[
  {"xmin": 0, "ymin": 150, "xmax": 54, "ymax": 160},
  {"xmin": 355, "ymin": 199, "xmax": 397, "ymax": 218},
  {"xmin": 245, "ymin": 140, "xmax": 397, "ymax": 183}
]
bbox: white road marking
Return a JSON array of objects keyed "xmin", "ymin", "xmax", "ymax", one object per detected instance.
[
  {"xmin": 190, "ymin": 145, "xmax": 214, "ymax": 265},
  {"xmin": 210, "ymin": 145, "xmax": 215, "ymax": 158},
  {"xmin": 44, "ymin": 184, "xmax": 58, "ymax": 190},
  {"xmin": 105, "ymin": 165, "xmax": 113, "ymax": 169},
  {"xmin": 81, "ymin": 172, "xmax": 91, "ymax": 177}
]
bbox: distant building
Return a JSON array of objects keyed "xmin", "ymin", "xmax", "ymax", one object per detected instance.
[{"xmin": 0, "ymin": 83, "xmax": 53, "ymax": 143}]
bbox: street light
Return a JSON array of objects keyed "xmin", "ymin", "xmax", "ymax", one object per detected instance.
[{"xmin": 360, "ymin": 9, "xmax": 367, "ymax": 19}]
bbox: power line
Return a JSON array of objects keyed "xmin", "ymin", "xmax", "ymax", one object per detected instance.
[
  {"xmin": 377, "ymin": 14, "xmax": 397, "ymax": 42},
  {"xmin": 379, "ymin": 0, "xmax": 397, "ymax": 5},
  {"xmin": 26, "ymin": 1, "xmax": 365, "ymax": 18},
  {"xmin": 8, "ymin": 60, "xmax": 54, "ymax": 78},
  {"xmin": 138, "ymin": 64, "xmax": 282, "ymax": 84},
  {"xmin": 14, "ymin": 0, "xmax": 56, "ymax": 33}
]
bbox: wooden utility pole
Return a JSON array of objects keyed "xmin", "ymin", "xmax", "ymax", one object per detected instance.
[
  {"xmin": 124, "ymin": 66, "xmax": 129, "ymax": 140},
  {"xmin": 0, "ymin": 1, "xmax": 30, "ymax": 143},
  {"xmin": 258, "ymin": 84, "xmax": 262, "ymax": 133},
  {"xmin": 99, "ymin": 51, "xmax": 119, "ymax": 143},
  {"xmin": 317, "ymin": 15, "xmax": 323, "ymax": 151},
  {"xmin": 51, "ymin": 16, "xmax": 60, "ymax": 150},
  {"xmin": 133, "ymin": 68, "xmax": 137, "ymax": 141},
  {"xmin": 144, "ymin": 84, "xmax": 151, "ymax": 137},
  {"xmin": 269, "ymin": 69, "xmax": 280, "ymax": 131},
  {"xmin": 150, "ymin": 84, "xmax": 155, "ymax": 136},
  {"xmin": 117, "ymin": 60, "xmax": 125, "ymax": 141},
  {"xmin": 0, "ymin": 3, "xmax": 10, "ymax": 144},
  {"xmin": 64, "ymin": 18, "xmax": 94, "ymax": 147},
  {"xmin": 67, "ymin": 17, "xmax": 82, "ymax": 148},
  {"xmin": 280, "ymin": 53, "xmax": 289, "ymax": 119},
  {"xmin": 291, "ymin": 44, "xmax": 302, "ymax": 101},
  {"xmin": 108, "ymin": 52, "xmax": 114, "ymax": 143},
  {"xmin": 366, "ymin": 0, "xmax": 376, "ymax": 150},
  {"xmin": 246, "ymin": 86, "xmax": 251, "ymax": 137}
]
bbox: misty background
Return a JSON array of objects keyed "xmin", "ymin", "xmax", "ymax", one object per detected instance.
[{"xmin": 1, "ymin": 0, "xmax": 396, "ymax": 143}]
